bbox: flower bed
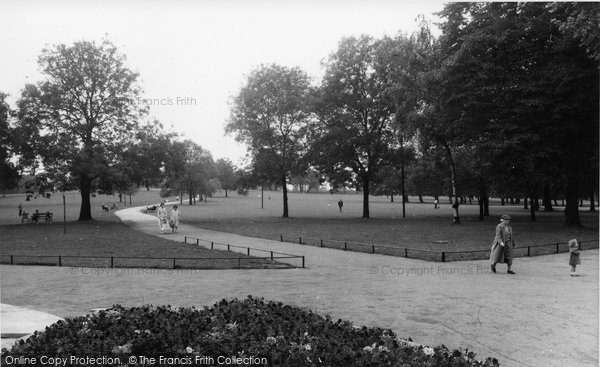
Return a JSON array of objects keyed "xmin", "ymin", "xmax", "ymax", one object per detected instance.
[{"xmin": 2, "ymin": 296, "xmax": 499, "ymax": 366}]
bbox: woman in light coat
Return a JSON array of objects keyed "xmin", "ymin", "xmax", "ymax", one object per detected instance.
[
  {"xmin": 157, "ymin": 203, "xmax": 168, "ymax": 234},
  {"xmin": 490, "ymin": 214, "xmax": 516, "ymax": 274},
  {"xmin": 170, "ymin": 205, "xmax": 180, "ymax": 233}
]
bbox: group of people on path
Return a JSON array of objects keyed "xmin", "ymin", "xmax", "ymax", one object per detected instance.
[
  {"xmin": 489, "ymin": 214, "xmax": 581, "ymax": 276},
  {"xmin": 156, "ymin": 203, "xmax": 179, "ymax": 234}
]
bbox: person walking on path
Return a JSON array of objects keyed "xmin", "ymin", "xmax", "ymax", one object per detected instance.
[
  {"xmin": 338, "ymin": 199, "xmax": 343, "ymax": 213},
  {"xmin": 18, "ymin": 203, "xmax": 22, "ymax": 216},
  {"xmin": 170, "ymin": 205, "xmax": 180, "ymax": 233},
  {"xmin": 569, "ymin": 239, "xmax": 581, "ymax": 276},
  {"xmin": 434, "ymin": 198, "xmax": 439, "ymax": 209},
  {"xmin": 157, "ymin": 203, "xmax": 168, "ymax": 234},
  {"xmin": 490, "ymin": 214, "xmax": 516, "ymax": 274}
]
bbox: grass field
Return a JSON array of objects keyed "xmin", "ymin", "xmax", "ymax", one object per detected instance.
[
  {"xmin": 0, "ymin": 190, "xmax": 286, "ymax": 269},
  {"xmin": 1, "ymin": 188, "xmax": 597, "ymax": 257},
  {"xmin": 179, "ymin": 190, "xmax": 599, "ymax": 253}
]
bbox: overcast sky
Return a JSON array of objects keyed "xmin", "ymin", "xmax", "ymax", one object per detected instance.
[{"xmin": 1, "ymin": 0, "xmax": 445, "ymax": 165}]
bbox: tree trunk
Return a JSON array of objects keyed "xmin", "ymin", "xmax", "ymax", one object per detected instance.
[
  {"xmin": 390, "ymin": 194, "xmax": 394, "ymax": 203},
  {"xmin": 418, "ymin": 195, "xmax": 424, "ymax": 203},
  {"xmin": 362, "ymin": 176, "xmax": 370, "ymax": 219},
  {"xmin": 225, "ymin": 189, "xmax": 228, "ymax": 198},
  {"xmin": 282, "ymin": 174, "xmax": 289, "ymax": 218},
  {"xmin": 484, "ymin": 195, "xmax": 490, "ymax": 216},
  {"xmin": 78, "ymin": 176, "xmax": 93, "ymax": 221},
  {"xmin": 543, "ymin": 183, "xmax": 553, "ymax": 212},
  {"xmin": 590, "ymin": 190, "xmax": 596, "ymax": 212},
  {"xmin": 564, "ymin": 173, "xmax": 582, "ymax": 227},
  {"xmin": 529, "ymin": 196, "xmax": 536, "ymax": 222},
  {"xmin": 501, "ymin": 197, "xmax": 505, "ymax": 206},
  {"xmin": 444, "ymin": 144, "xmax": 460, "ymax": 224},
  {"xmin": 524, "ymin": 197, "xmax": 528, "ymax": 209},
  {"xmin": 478, "ymin": 178, "xmax": 485, "ymax": 221}
]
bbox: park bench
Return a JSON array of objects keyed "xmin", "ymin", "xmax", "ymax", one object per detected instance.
[
  {"xmin": 143, "ymin": 204, "xmax": 157, "ymax": 214},
  {"xmin": 21, "ymin": 212, "xmax": 30, "ymax": 223},
  {"xmin": 31, "ymin": 212, "xmax": 53, "ymax": 224}
]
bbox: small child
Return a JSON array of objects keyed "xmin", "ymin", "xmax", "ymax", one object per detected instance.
[{"xmin": 569, "ymin": 239, "xmax": 581, "ymax": 276}]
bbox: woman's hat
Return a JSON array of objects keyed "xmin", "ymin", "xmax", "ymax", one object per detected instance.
[{"xmin": 501, "ymin": 215, "xmax": 511, "ymax": 220}]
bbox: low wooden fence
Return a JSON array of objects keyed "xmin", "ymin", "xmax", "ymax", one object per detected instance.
[
  {"xmin": 184, "ymin": 236, "xmax": 305, "ymax": 268},
  {"xmin": 279, "ymin": 234, "xmax": 599, "ymax": 262}
]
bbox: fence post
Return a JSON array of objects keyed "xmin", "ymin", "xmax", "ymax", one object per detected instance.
[
  {"xmin": 196, "ymin": 239, "xmax": 199, "ymax": 246},
  {"xmin": 527, "ymin": 246, "xmax": 531, "ymax": 257},
  {"xmin": 556, "ymin": 243, "xmax": 560, "ymax": 254},
  {"xmin": 302, "ymin": 256, "xmax": 305, "ymax": 268},
  {"xmin": 344, "ymin": 242, "xmax": 347, "ymax": 251},
  {"xmin": 247, "ymin": 247, "xmax": 250, "ymax": 256},
  {"xmin": 111, "ymin": 256, "xmax": 114, "ymax": 268},
  {"xmin": 10, "ymin": 255, "xmax": 13, "ymax": 265},
  {"xmin": 372, "ymin": 245, "xmax": 375, "ymax": 254},
  {"xmin": 299, "ymin": 237, "xmax": 302, "ymax": 244},
  {"xmin": 173, "ymin": 258, "xmax": 176, "ymax": 269},
  {"xmin": 320, "ymin": 239, "xmax": 323, "ymax": 247},
  {"xmin": 280, "ymin": 234, "xmax": 283, "ymax": 242},
  {"xmin": 442, "ymin": 252, "xmax": 446, "ymax": 262},
  {"xmin": 404, "ymin": 248, "xmax": 408, "ymax": 258},
  {"xmin": 270, "ymin": 251, "xmax": 273, "ymax": 261},
  {"xmin": 227, "ymin": 244, "xmax": 230, "ymax": 251},
  {"xmin": 58, "ymin": 256, "xmax": 62, "ymax": 267},
  {"xmin": 211, "ymin": 242, "xmax": 214, "ymax": 250}
]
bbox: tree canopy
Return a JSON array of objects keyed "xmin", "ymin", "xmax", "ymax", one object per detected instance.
[{"xmin": 15, "ymin": 39, "xmax": 146, "ymax": 220}]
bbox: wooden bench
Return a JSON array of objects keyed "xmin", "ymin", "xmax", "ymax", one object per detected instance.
[
  {"xmin": 21, "ymin": 212, "xmax": 30, "ymax": 223},
  {"xmin": 31, "ymin": 212, "xmax": 53, "ymax": 223}
]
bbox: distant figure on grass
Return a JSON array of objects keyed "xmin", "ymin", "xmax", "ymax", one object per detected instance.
[
  {"xmin": 170, "ymin": 205, "xmax": 180, "ymax": 233},
  {"xmin": 434, "ymin": 198, "xmax": 439, "ymax": 209},
  {"xmin": 18, "ymin": 203, "xmax": 22, "ymax": 216},
  {"xmin": 338, "ymin": 199, "xmax": 343, "ymax": 213},
  {"xmin": 490, "ymin": 214, "xmax": 516, "ymax": 274},
  {"xmin": 569, "ymin": 239, "xmax": 581, "ymax": 277},
  {"xmin": 157, "ymin": 203, "xmax": 168, "ymax": 234}
]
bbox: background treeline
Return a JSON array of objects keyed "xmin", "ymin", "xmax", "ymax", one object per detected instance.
[{"xmin": 1, "ymin": 3, "xmax": 597, "ymax": 226}]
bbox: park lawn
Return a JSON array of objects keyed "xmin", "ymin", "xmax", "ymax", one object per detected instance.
[
  {"xmin": 2, "ymin": 189, "xmax": 598, "ymax": 258},
  {"xmin": 181, "ymin": 191, "xmax": 599, "ymax": 254},
  {"xmin": 0, "ymin": 221, "xmax": 287, "ymax": 269}
]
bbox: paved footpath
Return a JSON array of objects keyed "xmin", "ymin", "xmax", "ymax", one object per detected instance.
[{"xmin": 1, "ymin": 206, "xmax": 597, "ymax": 367}]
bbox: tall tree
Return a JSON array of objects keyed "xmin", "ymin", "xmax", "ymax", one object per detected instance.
[
  {"xmin": 438, "ymin": 2, "xmax": 599, "ymax": 226},
  {"xmin": 15, "ymin": 39, "xmax": 145, "ymax": 220},
  {"xmin": 311, "ymin": 36, "xmax": 397, "ymax": 218},
  {"xmin": 215, "ymin": 158, "xmax": 236, "ymax": 197},
  {"xmin": 125, "ymin": 120, "xmax": 175, "ymax": 191},
  {"xmin": 226, "ymin": 64, "xmax": 311, "ymax": 217},
  {"xmin": 163, "ymin": 140, "xmax": 215, "ymax": 205},
  {"xmin": 0, "ymin": 92, "xmax": 21, "ymax": 194}
]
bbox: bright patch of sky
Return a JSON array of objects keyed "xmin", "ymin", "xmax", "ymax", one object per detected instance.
[{"xmin": 0, "ymin": 0, "xmax": 444, "ymax": 165}]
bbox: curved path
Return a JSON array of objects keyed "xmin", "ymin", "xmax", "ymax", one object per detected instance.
[{"xmin": 1, "ymin": 206, "xmax": 597, "ymax": 367}]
